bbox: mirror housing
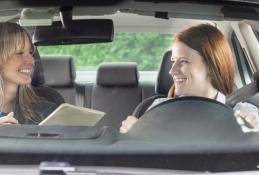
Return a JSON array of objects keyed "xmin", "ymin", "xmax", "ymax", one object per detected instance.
[{"xmin": 33, "ymin": 19, "xmax": 114, "ymax": 45}]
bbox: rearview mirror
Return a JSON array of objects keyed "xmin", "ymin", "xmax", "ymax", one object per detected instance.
[{"xmin": 33, "ymin": 19, "xmax": 114, "ymax": 45}]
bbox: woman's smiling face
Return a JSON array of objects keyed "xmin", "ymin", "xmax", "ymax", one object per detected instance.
[
  {"xmin": 0, "ymin": 37, "xmax": 35, "ymax": 87},
  {"xmin": 170, "ymin": 41, "xmax": 213, "ymax": 97}
]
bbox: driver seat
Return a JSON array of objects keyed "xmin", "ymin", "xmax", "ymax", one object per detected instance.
[{"xmin": 132, "ymin": 50, "xmax": 173, "ymax": 118}]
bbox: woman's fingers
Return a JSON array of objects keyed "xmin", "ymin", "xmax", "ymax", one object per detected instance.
[
  {"xmin": 239, "ymin": 111, "xmax": 259, "ymax": 128},
  {"xmin": 0, "ymin": 112, "xmax": 18, "ymax": 125},
  {"xmin": 120, "ymin": 115, "xmax": 138, "ymax": 133}
]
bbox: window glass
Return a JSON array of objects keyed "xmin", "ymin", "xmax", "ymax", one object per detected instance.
[{"xmin": 38, "ymin": 33, "xmax": 172, "ymax": 71}]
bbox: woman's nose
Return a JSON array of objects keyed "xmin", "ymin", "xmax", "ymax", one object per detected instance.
[
  {"xmin": 169, "ymin": 61, "xmax": 179, "ymax": 75},
  {"xmin": 24, "ymin": 54, "xmax": 35, "ymax": 65}
]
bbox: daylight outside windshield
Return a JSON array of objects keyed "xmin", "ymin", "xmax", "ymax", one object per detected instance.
[{"xmin": 0, "ymin": 0, "xmax": 259, "ymax": 174}]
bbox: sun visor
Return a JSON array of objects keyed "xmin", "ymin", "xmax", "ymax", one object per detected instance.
[
  {"xmin": 19, "ymin": 8, "xmax": 54, "ymax": 26},
  {"xmin": 33, "ymin": 19, "xmax": 114, "ymax": 45}
]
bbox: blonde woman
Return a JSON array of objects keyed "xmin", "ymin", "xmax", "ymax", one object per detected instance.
[{"xmin": 0, "ymin": 22, "xmax": 57, "ymax": 125}]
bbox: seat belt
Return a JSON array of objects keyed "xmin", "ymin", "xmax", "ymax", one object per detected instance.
[{"xmin": 75, "ymin": 83, "xmax": 86, "ymax": 107}]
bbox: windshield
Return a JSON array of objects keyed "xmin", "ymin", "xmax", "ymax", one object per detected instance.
[{"xmin": 0, "ymin": 0, "xmax": 259, "ymax": 173}]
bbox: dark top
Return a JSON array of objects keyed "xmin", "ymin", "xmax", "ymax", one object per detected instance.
[{"xmin": 19, "ymin": 101, "xmax": 58, "ymax": 125}]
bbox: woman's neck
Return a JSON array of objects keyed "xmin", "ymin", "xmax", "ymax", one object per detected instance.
[
  {"xmin": 175, "ymin": 85, "xmax": 219, "ymax": 100},
  {"xmin": 2, "ymin": 83, "xmax": 18, "ymax": 112},
  {"xmin": 203, "ymin": 86, "xmax": 218, "ymax": 100}
]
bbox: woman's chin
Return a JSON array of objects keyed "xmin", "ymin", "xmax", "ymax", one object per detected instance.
[
  {"xmin": 19, "ymin": 79, "xmax": 32, "ymax": 86},
  {"xmin": 174, "ymin": 91, "xmax": 185, "ymax": 97}
]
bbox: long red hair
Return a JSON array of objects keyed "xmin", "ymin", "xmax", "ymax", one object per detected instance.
[{"xmin": 168, "ymin": 24, "xmax": 235, "ymax": 97}]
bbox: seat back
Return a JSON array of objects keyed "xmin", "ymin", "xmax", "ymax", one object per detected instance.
[
  {"xmin": 92, "ymin": 62, "xmax": 144, "ymax": 129},
  {"xmin": 31, "ymin": 48, "xmax": 45, "ymax": 86},
  {"xmin": 41, "ymin": 56, "xmax": 76, "ymax": 104},
  {"xmin": 31, "ymin": 49, "xmax": 65, "ymax": 106},
  {"xmin": 133, "ymin": 50, "xmax": 173, "ymax": 118},
  {"xmin": 156, "ymin": 50, "xmax": 173, "ymax": 95}
]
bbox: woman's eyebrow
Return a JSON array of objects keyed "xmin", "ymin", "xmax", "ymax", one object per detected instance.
[{"xmin": 171, "ymin": 56, "xmax": 187, "ymax": 61}]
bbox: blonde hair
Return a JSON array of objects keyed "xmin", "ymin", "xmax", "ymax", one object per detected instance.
[
  {"xmin": 168, "ymin": 24, "xmax": 235, "ymax": 97},
  {"xmin": 0, "ymin": 22, "xmax": 44, "ymax": 123}
]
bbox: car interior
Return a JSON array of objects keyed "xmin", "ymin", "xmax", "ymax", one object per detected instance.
[{"xmin": 0, "ymin": 0, "xmax": 259, "ymax": 174}]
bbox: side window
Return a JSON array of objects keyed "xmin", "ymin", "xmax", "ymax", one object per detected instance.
[{"xmin": 231, "ymin": 32, "xmax": 253, "ymax": 85}]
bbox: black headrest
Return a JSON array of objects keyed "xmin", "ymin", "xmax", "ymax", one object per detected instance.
[
  {"xmin": 96, "ymin": 62, "xmax": 139, "ymax": 86},
  {"xmin": 155, "ymin": 50, "xmax": 173, "ymax": 95},
  {"xmin": 31, "ymin": 48, "xmax": 45, "ymax": 86},
  {"xmin": 41, "ymin": 56, "xmax": 76, "ymax": 87}
]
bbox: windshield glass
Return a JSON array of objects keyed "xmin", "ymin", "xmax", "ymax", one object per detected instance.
[{"xmin": 0, "ymin": 0, "xmax": 259, "ymax": 173}]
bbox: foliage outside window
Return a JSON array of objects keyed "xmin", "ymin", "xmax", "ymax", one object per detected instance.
[{"xmin": 38, "ymin": 33, "xmax": 172, "ymax": 71}]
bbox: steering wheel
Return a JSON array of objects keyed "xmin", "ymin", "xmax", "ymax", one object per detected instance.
[{"xmin": 127, "ymin": 96, "xmax": 250, "ymax": 152}]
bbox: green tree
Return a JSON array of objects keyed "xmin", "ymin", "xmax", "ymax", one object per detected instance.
[{"xmin": 38, "ymin": 33, "xmax": 172, "ymax": 71}]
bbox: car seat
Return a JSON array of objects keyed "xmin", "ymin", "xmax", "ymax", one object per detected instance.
[
  {"xmin": 31, "ymin": 48, "xmax": 65, "ymax": 106},
  {"xmin": 132, "ymin": 50, "xmax": 173, "ymax": 118},
  {"xmin": 92, "ymin": 62, "xmax": 143, "ymax": 129},
  {"xmin": 40, "ymin": 56, "xmax": 77, "ymax": 105}
]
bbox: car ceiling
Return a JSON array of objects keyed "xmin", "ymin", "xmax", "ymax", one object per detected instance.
[
  {"xmin": 0, "ymin": 0, "xmax": 258, "ymax": 22},
  {"xmin": 0, "ymin": 0, "xmax": 257, "ymax": 36}
]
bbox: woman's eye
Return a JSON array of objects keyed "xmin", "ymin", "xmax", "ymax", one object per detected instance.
[
  {"xmin": 180, "ymin": 59, "xmax": 189, "ymax": 64},
  {"xmin": 16, "ymin": 52, "xmax": 24, "ymax": 57}
]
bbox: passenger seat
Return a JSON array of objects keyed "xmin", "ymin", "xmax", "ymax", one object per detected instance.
[{"xmin": 133, "ymin": 50, "xmax": 173, "ymax": 118}]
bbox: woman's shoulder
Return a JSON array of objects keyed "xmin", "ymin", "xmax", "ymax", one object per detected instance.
[
  {"xmin": 38, "ymin": 100, "xmax": 58, "ymax": 109},
  {"xmin": 147, "ymin": 97, "xmax": 172, "ymax": 111}
]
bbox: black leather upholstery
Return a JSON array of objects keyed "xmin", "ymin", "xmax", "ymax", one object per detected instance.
[
  {"xmin": 41, "ymin": 56, "xmax": 76, "ymax": 87},
  {"xmin": 31, "ymin": 48, "xmax": 45, "ymax": 86},
  {"xmin": 133, "ymin": 51, "xmax": 173, "ymax": 118},
  {"xmin": 33, "ymin": 85, "xmax": 65, "ymax": 106},
  {"xmin": 41, "ymin": 56, "xmax": 76, "ymax": 104},
  {"xmin": 93, "ymin": 62, "xmax": 154, "ymax": 129},
  {"xmin": 31, "ymin": 48, "xmax": 65, "ymax": 106},
  {"xmin": 156, "ymin": 50, "xmax": 173, "ymax": 95},
  {"xmin": 96, "ymin": 62, "xmax": 139, "ymax": 86}
]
